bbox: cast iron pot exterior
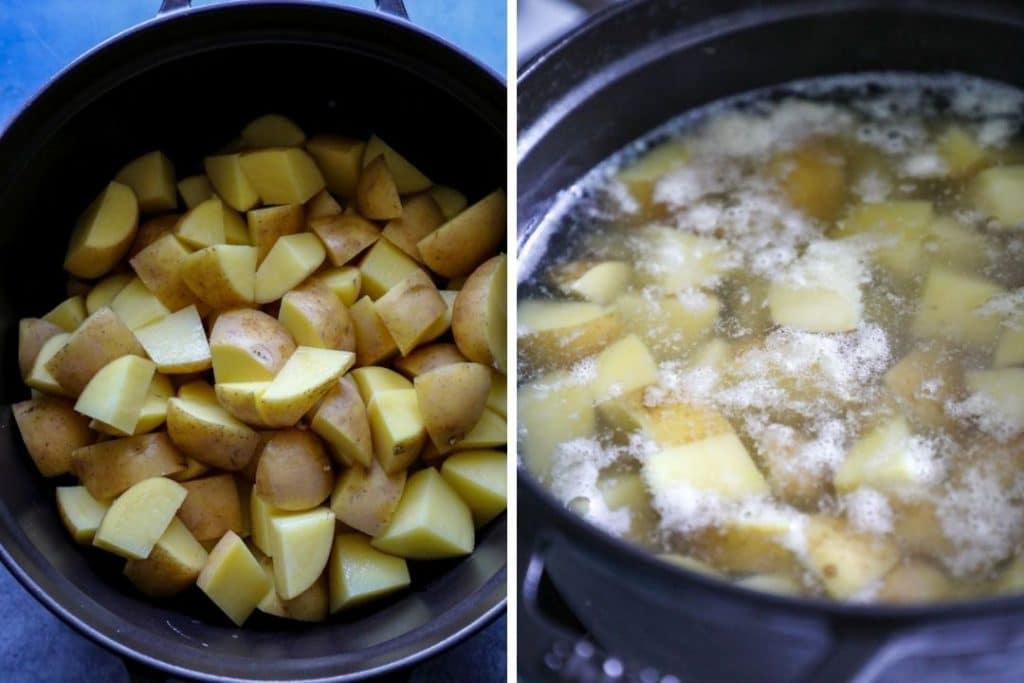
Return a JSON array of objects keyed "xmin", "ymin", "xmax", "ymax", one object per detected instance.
[
  {"xmin": 518, "ymin": 1, "xmax": 1024, "ymax": 681},
  {"xmin": 0, "ymin": 2, "xmax": 505, "ymax": 681}
]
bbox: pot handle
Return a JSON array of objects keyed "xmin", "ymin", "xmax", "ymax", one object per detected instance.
[
  {"xmin": 521, "ymin": 538, "xmax": 679, "ymax": 682},
  {"xmin": 157, "ymin": 0, "xmax": 409, "ymax": 20}
]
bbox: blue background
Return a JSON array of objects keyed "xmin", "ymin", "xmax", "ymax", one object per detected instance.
[{"xmin": 0, "ymin": 1, "xmax": 507, "ymax": 681}]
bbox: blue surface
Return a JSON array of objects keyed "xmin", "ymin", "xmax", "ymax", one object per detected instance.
[{"xmin": 0, "ymin": 0, "xmax": 506, "ymax": 680}]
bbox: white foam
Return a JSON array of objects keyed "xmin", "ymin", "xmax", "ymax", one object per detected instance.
[{"xmin": 844, "ymin": 488, "xmax": 894, "ymax": 535}]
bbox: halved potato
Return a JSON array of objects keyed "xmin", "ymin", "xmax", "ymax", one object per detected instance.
[
  {"xmin": 176, "ymin": 474, "xmax": 244, "ymax": 542},
  {"xmin": 129, "ymin": 232, "xmax": 197, "ymax": 311},
  {"xmin": 247, "ymin": 204, "xmax": 304, "ymax": 263},
  {"xmin": 93, "ymin": 477, "xmax": 188, "ymax": 560},
  {"xmin": 135, "ymin": 306, "xmax": 212, "ymax": 374},
  {"xmin": 166, "ymin": 397, "xmax": 261, "ymax": 471},
  {"xmin": 210, "ymin": 309, "xmax": 295, "ymax": 383},
  {"xmin": 255, "ymin": 347, "xmax": 354, "ymax": 427},
  {"xmin": 43, "ymin": 296, "xmax": 87, "ymax": 332},
  {"xmin": 255, "ymin": 430, "xmax": 334, "ymax": 511},
  {"xmin": 310, "ymin": 213, "xmax": 381, "ymax": 267},
  {"xmin": 197, "ymin": 530, "xmax": 271, "ymax": 625},
  {"xmin": 417, "ymin": 190, "xmax": 504, "ymax": 278},
  {"xmin": 72, "ymin": 432, "xmax": 185, "ymax": 499},
  {"xmin": 254, "ymin": 233, "xmax": 326, "ymax": 304},
  {"xmin": 415, "ymin": 363, "xmax": 491, "ymax": 452},
  {"xmin": 174, "ymin": 196, "xmax": 225, "ymax": 249},
  {"xmin": 13, "ymin": 396, "xmax": 93, "ymax": 477},
  {"xmin": 452, "ymin": 254, "xmax": 506, "ymax": 371},
  {"xmin": 310, "ymin": 376, "xmax": 373, "ymax": 467},
  {"xmin": 267, "ymin": 507, "xmax": 335, "ymax": 599},
  {"xmin": 215, "ymin": 381, "xmax": 271, "ymax": 427},
  {"xmin": 45, "ymin": 307, "xmax": 146, "ymax": 396},
  {"xmin": 279, "ymin": 280, "xmax": 355, "ymax": 351},
  {"xmin": 74, "ymin": 355, "xmax": 156, "ymax": 435},
  {"xmin": 329, "ymin": 459, "xmax": 405, "ymax": 536},
  {"xmin": 115, "ymin": 150, "xmax": 176, "ymax": 214},
  {"xmin": 181, "ymin": 244, "xmax": 258, "ymax": 309},
  {"xmin": 64, "ymin": 181, "xmax": 139, "ymax": 278}
]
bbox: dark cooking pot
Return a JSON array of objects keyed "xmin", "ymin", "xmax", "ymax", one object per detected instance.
[
  {"xmin": 0, "ymin": 1, "xmax": 505, "ymax": 680},
  {"xmin": 518, "ymin": 1, "xmax": 1024, "ymax": 681}
]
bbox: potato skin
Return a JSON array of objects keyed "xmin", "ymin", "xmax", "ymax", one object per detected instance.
[
  {"xmin": 18, "ymin": 318, "xmax": 64, "ymax": 379},
  {"xmin": 45, "ymin": 307, "xmax": 147, "ymax": 396},
  {"xmin": 452, "ymin": 254, "xmax": 505, "ymax": 369},
  {"xmin": 255, "ymin": 430, "xmax": 334, "ymax": 510},
  {"xmin": 330, "ymin": 458, "xmax": 406, "ymax": 536},
  {"xmin": 72, "ymin": 432, "xmax": 186, "ymax": 498},
  {"xmin": 393, "ymin": 343, "xmax": 467, "ymax": 379},
  {"xmin": 279, "ymin": 280, "xmax": 355, "ymax": 351},
  {"xmin": 13, "ymin": 397, "xmax": 94, "ymax": 477},
  {"xmin": 210, "ymin": 308, "xmax": 296, "ymax": 383},
  {"xmin": 177, "ymin": 474, "xmax": 244, "ymax": 541},
  {"xmin": 414, "ymin": 362, "xmax": 492, "ymax": 451},
  {"xmin": 166, "ymin": 399, "xmax": 261, "ymax": 471}
]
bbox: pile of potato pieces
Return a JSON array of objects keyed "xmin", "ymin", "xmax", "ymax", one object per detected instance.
[{"xmin": 12, "ymin": 113, "xmax": 508, "ymax": 626}]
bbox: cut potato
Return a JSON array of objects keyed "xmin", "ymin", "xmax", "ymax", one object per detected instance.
[
  {"xmin": 205, "ymin": 154, "xmax": 260, "ymax": 211},
  {"xmin": 995, "ymin": 324, "xmax": 1024, "ymax": 368},
  {"xmin": 802, "ymin": 516, "xmax": 900, "ymax": 599},
  {"xmin": 381, "ymin": 194, "xmax": 445, "ymax": 261},
  {"xmin": 267, "ymin": 507, "xmax": 334, "ymax": 599},
  {"xmin": 349, "ymin": 296, "xmax": 399, "ymax": 367},
  {"xmin": 692, "ymin": 513, "xmax": 801, "ymax": 575},
  {"xmin": 215, "ymin": 381, "xmax": 271, "ymax": 427},
  {"xmin": 13, "ymin": 397, "xmax": 93, "ymax": 477},
  {"xmin": 310, "ymin": 213, "xmax": 381, "ymax": 267},
  {"xmin": 210, "ymin": 309, "xmax": 295, "ymax": 383},
  {"xmin": 168, "ymin": 456, "xmax": 210, "ymax": 483},
  {"xmin": 174, "ymin": 196, "xmax": 225, "ymax": 249},
  {"xmin": 316, "ymin": 266, "xmax": 361, "ymax": 307},
  {"xmin": 834, "ymin": 416, "xmax": 940, "ymax": 494},
  {"xmin": 177, "ymin": 379, "xmax": 218, "ymax": 404},
  {"xmin": 181, "ymin": 245, "xmax": 257, "ymax": 309},
  {"xmin": 26, "ymin": 333, "xmax": 72, "ymax": 396},
  {"xmin": 592, "ymin": 334, "xmax": 659, "ymax": 402},
  {"xmin": 56, "ymin": 486, "xmax": 110, "ymax": 544},
  {"xmin": 617, "ymin": 140, "xmax": 689, "ymax": 207},
  {"xmin": 394, "ymin": 343, "xmax": 468, "ymax": 378},
  {"xmin": 108, "ymin": 278, "xmax": 170, "ymax": 330},
  {"xmin": 876, "ymin": 560, "xmax": 956, "ymax": 604},
  {"xmin": 240, "ymin": 148, "xmax": 325, "ymax": 206},
  {"xmin": 429, "ymin": 185, "xmax": 468, "ymax": 219},
  {"xmin": 937, "ymin": 126, "xmax": 988, "ymax": 178},
  {"xmin": 44, "ymin": 296, "xmax": 87, "ymax": 332},
  {"xmin": 247, "ymin": 203, "xmax": 304, "ymax": 263},
  {"xmin": 417, "ymin": 190, "xmax": 505, "ymax": 278},
  {"xmin": 254, "ymin": 233, "xmax": 326, "ymax": 303},
  {"xmin": 447, "ymin": 407, "xmax": 506, "ymax": 452},
  {"xmin": 197, "ymin": 530, "xmax": 271, "ymax": 625},
  {"xmin": 965, "ymin": 369, "xmax": 1024, "ymax": 437},
  {"xmin": 255, "ymin": 430, "xmax": 334, "ymax": 511},
  {"xmin": 124, "ymin": 517, "xmax": 208, "ymax": 598},
  {"xmin": 614, "ymin": 291, "xmax": 720, "ymax": 359},
  {"xmin": 518, "ymin": 300, "xmax": 621, "ymax": 368},
  {"xmin": 518, "ymin": 372, "xmax": 595, "ymax": 481},
  {"xmin": 72, "ymin": 433, "xmax": 185, "ymax": 499},
  {"xmin": 128, "ymin": 214, "xmax": 180, "ymax": 259},
  {"xmin": 358, "ymin": 238, "xmax": 420, "ymax": 300},
  {"xmin": 306, "ymin": 135, "xmax": 365, "ymax": 198},
  {"xmin": 452, "ymin": 254, "xmax": 506, "ymax": 371},
  {"xmin": 310, "ymin": 376, "xmax": 373, "ymax": 468},
  {"xmin": 486, "ymin": 371, "xmax": 506, "ymax": 418},
  {"xmin": 631, "ymin": 226, "xmax": 731, "ymax": 291},
  {"xmin": 440, "ymin": 450, "xmax": 506, "ymax": 526},
  {"xmin": 256, "ymin": 346, "xmax": 354, "ymax": 427},
  {"xmin": 644, "ymin": 432, "xmax": 769, "ymax": 501},
  {"xmin": 279, "ymin": 280, "xmax": 355, "ymax": 351},
  {"xmin": 130, "ymin": 232, "xmax": 196, "ymax": 311},
  {"xmin": 553, "ymin": 261, "xmax": 631, "ymax": 305},
  {"xmin": 972, "ymin": 165, "xmax": 1024, "ymax": 228},
  {"xmin": 166, "ymin": 397, "xmax": 261, "ymax": 471},
  {"xmin": 241, "ymin": 114, "xmax": 305, "ymax": 148},
  {"xmin": 415, "ymin": 363, "xmax": 491, "ymax": 451},
  {"xmin": 45, "ymin": 307, "xmax": 146, "ymax": 396},
  {"xmin": 375, "ymin": 269, "xmax": 447, "ymax": 355},
  {"xmin": 74, "ymin": 355, "xmax": 156, "ymax": 435},
  {"xmin": 350, "ymin": 366, "xmax": 412, "ymax": 403},
  {"xmin": 366, "ymin": 388, "xmax": 426, "ymax": 472},
  {"xmin": 372, "ymin": 468, "xmax": 474, "ymax": 559},
  {"xmin": 64, "ymin": 181, "xmax": 139, "ymax": 278},
  {"xmin": 17, "ymin": 318, "xmax": 63, "ymax": 379},
  {"xmin": 769, "ymin": 138, "xmax": 846, "ymax": 222},
  {"xmin": 115, "ymin": 150, "xmax": 176, "ymax": 214},
  {"xmin": 768, "ymin": 241, "xmax": 864, "ymax": 333},
  {"xmin": 329, "ymin": 534, "xmax": 410, "ymax": 613},
  {"xmin": 911, "ymin": 267, "xmax": 1004, "ymax": 347},
  {"xmin": 330, "ymin": 459, "xmax": 405, "ymax": 537},
  {"xmin": 177, "ymin": 474, "xmax": 244, "ymax": 542},
  {"xmin": 178, "ymin": 174, "xmax": 214, "ymax": 209},
  {"xmin": 85, "ymin": 273, "xmax": 134, "ymax": 315},
  {"xmin": 135, "ymin": 306, "xmax": 211, "ymax": 373},
  {"xmin": 884, "ymin": 347, "xmax": 962, "ymax": 428},
  {"xmin": 259, "ymin": 564, "xmax": 329, "ymax": 622},
  {"xmin": 363, "ymin": 135, "xmax": 431, "ymax": 194},
  {"xmin": 93, "ymin": 477, "xmax": 187, "ymax": 560}
]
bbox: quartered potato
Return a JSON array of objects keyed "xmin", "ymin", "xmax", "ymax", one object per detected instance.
[{"xmin": 13, "ymin": 117, "xmax": 505, "ymax": 627}]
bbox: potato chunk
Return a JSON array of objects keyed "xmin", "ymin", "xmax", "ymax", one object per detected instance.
[
  {"xmin": 279, "ymin": 281, "xmax": 355, "ymax": 351},
  {"xmin": 197, "ymin": 530, "xmax": 271, "ymax": 625},
  {"xmin": 356, "ymin": 156, "xmax": 402, "ymax": 220},
  {"xmin": 329, "ymin": 534, "xmax": 410, "ymax": 613},
  {"xmin": 64, "ymin": 182, "xmax": 139, "ymax": 278},
  {"xmin": 310, "ymin": 376, "xmax": 373, "ymax": 467},
  {"xmin": 363, "ymin": 135, "xmax": 431, "ymax": 194},
  {"xmin": 553, "ymin": 261, "xmax": 631, "ymax": 305},
  {"xmin": 965, "ymin": 369, "xmax": 1024, "ymax": 438},
  {"xmin": 247, "ymin": 204, "xmax": 304, "ymax": 263},
  {"xmin": 45, "ymin": 307, "xmax": 146, "ymax": 396},
  {"xmin": 205, "ymin": 154, "xmax": 260, "ymax": 211},
  {"xmin": 255, "ymin": 347, "xmax": 354, "ymax": 428},
  {"xmin": 614, "ymin": 291, "xmax": 719, "ymax": 359},
  {"xmin": 375, "ymin": 269, "xmax": 447, "ymax": 355},
  {"xmin": 452, "ymin": 254, "xmax": 506, "ymax": 371},
  {"xmin": 135, "ymin": 306, "xmax": 211, "ymax": 374},
  {"xmin": 177, "ymin": 474, "xmax": 244, "ymax": 542},
  {"xmin": 210, "ymin": 309, "xmax": 294, "ymax": 383},
  {"xmin": 381, "ymin": 194, "xmax": 445, "ymax": 261},
  {"xmin": 834, "ymin": 416, "xmax": 941, "ymax": 495},
  {"xmin": 644, "ymin": 432, "xmax": 769, "ymax": 502},
  {"xmin": 884, "ymin": 347, "xmax": 962, "ymax": 428},
  {"xmin": 93, "ymin": 477, "xmax": 187, "ymax": 560},
  {"xmin": 441, "ymin": 450, "xmax": 507, "ymax": 526},
  {"xmin": 316, "ymin": 266, "xmax": 362, "ymax": 307},
  {"xmin": 631, "ymin": 225, "xmax": 731, "ymax": 291},
  {"xmin": 394, "ymin": 343, "xmax": 468, "ymax": 379},
  {"xmin": 130, "ymin": 233, "xmax": 197, "ymax": 311},
  {"xmin": 372, "ymin": 468, "xmax": 474, "ymax": 559},
  {"xmin": 330, "ymin": 459, "xmax": 405, "ymax": 537},
  {"xmin": 305, "ymin": 135, "xmax": 365, "ymax": 198},
  {"xmin": 417, "ymin": 190, "xmax": 505, "ymax": 278},
  {"xmin": 56, "ymin": 486, "xmax": 110, "ymax": 544},
  {"xmin": 43, "ymin": 296, "xmax": 87, "ymax": 332},
  {"xmin": 357, "ymin": 238, "xmax": 420, "ymax": 299},
  {"xmin": 13, "ymin": 397, "xmax": 93, "ymax": 477},
  {"xmin": 310, "ymin": 213, "xmax": 381, "ymax": 267},
  {"xmin": 267, "ymin": 507, "xmax": 335, "ymax": 599},
  {"xmin": 115, "ymin": 151, "xmax": 176, "ymax": 214},
  {"xmin": 429, "ymin": 185, "xmax": 468, "ymax": 219},
  {"xmin": 518, "ymin": 372, "xmax": 596, "ymax": 481},
  {"xmin": 240, "ymin": 148, "xmax": 325, "ymax": 205},
  {"xmin": 517, "ymin": 300, "xmax": 621, "ymax": 368},
  {"xmin": 174, "ymin": 196, "xmax": 225, "ymax": 249},
  {"xmin": 769, "ymin": 138, "xmax": 846, "ymax": 222},
  {"xmin": 254, "ymin": 233, "xmax": 326, "ymax": 304},
  {"xmin": 349, "ymin": 296, "xmax": 399, "ymax": 367},
  {"xmin": 768, "ymin": 240, "xmax": 864, "ymax": 333},
  {"xmin": 911, "ymin": 267, "xmax": 1004, "ymax": 347},
  {"xmin": 241, "ymin": 114, "xmax": 305, "ymax": 148},
  {"xmin": 972, "ymin": 165, "xmax": 1024, "ymax": 228},
  {"xmin": 255, "ymin": 430, "xmax": 334, "ymax": 511},
  {"xmin": 85, "ymin": 273, "xmax": 134, "ymax": 314},
  {"xmin": 124, "ymin": 518, "xmax": 208, "ymax": 598},
  {"xmin": 177, "ymin": 174, "xmax": 214, "ymax": 209},
  {"xmin": 74, "ymin": 355, "xmax": 156, "ymax": 435},
  {"xmin": 18, "ymin": 318, "xmax": 64, "ymax": 380},
  {"xmin": 167, "ymin": 397, "xmax": 261, "ymax": 471},
  {"xmin": 367, "ymin": 389, "xmax": 426, "ymax": 473},
  {"xmin": 72, "ymin": 433, "xmax": 186, "ymax": 499},
  {"xmin": 592, "ymin": 334, "xmax": 659, "ymax": 402},
  {"xmin": 26, "ymin": 333, "xmax": 72, "ymax": 396},
  {"xmin": 802, "ymin": 516, "xmax": 900, "ymax": 599},
  {"xmin": 415, "ymin": 363, "xmax": 491, "ymax": 452}
]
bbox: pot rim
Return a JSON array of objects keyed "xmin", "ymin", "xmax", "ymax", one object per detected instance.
[
  {"xmin": 516, "ymin": 0, "xmax": 1024, "ymax": 623},
  {"xmin": 0, "ymin": 2, "xmax": 505, "ymax": 680}
]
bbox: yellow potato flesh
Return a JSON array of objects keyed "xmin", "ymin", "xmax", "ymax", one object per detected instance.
[
  {"xmin": 56, "ymin": 485, "xmax": 110, "ymax": 544},
  {"xmin": 181, "ymin": 244, "xmax": 257, "ymax": 309},
  {"xmin": 174, "ymin": 197, "xmax": 225, "ymax": 249},
  {"xmin": 279, "ymin": 281, "xmax": 354, "ymax": 351},
  {"xmin": 247, "ymin": 203, "xmax": 304, "ymax": 263},
  {"xmin": 26, "ymin": 333, "xmax": 72, "ymax": 396},
  {"xmin": 44, "ymin": 296, "xmax": 87, "ymax": 332},
  {"xmin": 71, "ymin": 433, "xmax": 186, "ymax": 499},
  {"xmin": 310, "ymin": 213, "xmax": 381, "ymax": 267},
  {"xmin": 267, "ymin": 507, "xmax": 334, "ymax": 599},
  {"xmin": 129, "ymin": 233, "xmax": 197, "ymax": 311},
  {"xmin": 356, "ymin": 156, "xmax": 402, "ymax": 220},
  {"xmin": 177, "ymin": 379, "xmax": 217, "ymax": 403},
  {"xmin": 85, "ymin": 273, "xmax": 133, "ymax": 315},
  {"xmin": 166, "ymin": 397, "xmax": 260, "ymax": 471},
  {"xmin": 417, "ymin": 190, "xmax": 505, "ymax": 279},
  {"xmin": 240, "ymin": 148, "xmax": 325, "ymax": 205},
  {"xmin": 330, "ymin": 458, "xmax": 405, "ymax": 536},
  {"xmin": 447, "ymin": 407, "xmax": 506, "ymax": 452},
  {"xmin": 803, "ymin": 517, "xmax": 900, "ymax": 599},
  {"xmin": 215, "ymin": 381, "xmax": 271, "ymax": 426},
  {"xmin": 177, "ymin": 174, "xmax": 214, "ymax": 209},
  {"xmin": 363, "ymin": 135, "xmax": 431, "ymax": 193},
  {"xmin": 305, "ymin": 188, "xmax": 342, "ymax": 221},
  {"xmin": 452, "ymin": 254, "xmax": 506, "ymax": 371},
  {"xmin": 254, "ymin": 233, "xmax": 326, "ymax": 304},
  {"xmin": 486, "ymin": 371, "xmax": 506, "ymax": 418},
  {"xmin": 358, "ymin": 238, "xmax": 420, "ymax": 300},
  {"xmin": 393, "ymin": 343, "xmax": 468, "ymax": 379},
  {"xmin": 13, "ymin": 396, "xmax": 92, "ymax": 476},
  {"xmin": 115, "ymin": 150, "xmax": 176, "ymax": 214},
  {"xmin": 205, "ymin": 154, "xmax": 260, "ymax": 211},
  {"xmin": 371, "ymin": 468, "xmax": 474, "ymax": 559},
  {"xmin": 518, "ymin": 300, "xmax": 621, "ymax": 368},
  {"xmin": 223, "ymin": 206, "xmax": 250, "ymax": 245},
  {"xmin": 329, "ymin": 533, "xmax": 410, "ymax": 613},
  {"xmin": 350, "ymin": 366, "xmax": 411, "ymax": 403},
  {"xmin": 911, "ymin": 267, "xmax": 1005, "ymax": 347},
  {"xmin": 197, "ymin": 530, "xmax": 271, "ymax": 625},
  {"xmin": 428, "ymin": 185, "xmax": 467, "ymax": 219},
  {"xmin": 109, "ymin": 278, "xmax": 170, "ymax": 330},
  {"xmin": 381, "ymin": 194, "xmax": 445, "ymax": 261},
  {"xmin": 518, "ymin": 372, "xmax": 596, "ymax": 480},
  {"xmin": 124, "ymin": 517, "xmax": 208, "ymax": 598},
  {"xmin": 972, "ymin": 165, "xmax": 1024, "ymax": 227},
  {"xmin": 366, "ymin": 388, "xmax": 426, "ymax": 472},
  {"xmin": 45, "ymin": 307, "xmax": 146, "ymax": 396},
  {"xmin": 210, "ymin": 309, "xmax": 295, "ymax": 383},
  {"xmin": 375, "ymin": 268, "xmax": 447, "ymax": 355},
  {"xmin": 74, "ymin": 355, "xmax": 156, "ymax": 435},
  {"xmin": 311, "ymin": 376, "xmax": 373, "ymax": 467},
  {"xmin": 305, "ymin": 135, "xmax": 365, "ymax": 198},
  {"xmin": 591, "ymin": 334, "xmax": 659, "ymax": 402},
  {"xmin": 349, "ymin": 296, "xmax": 399, "ymax": 367},
  {"xmin": 64, "ymin": 181, "xmax": 139, "ymax": 279},
  {"xmin": 241, "ymin": 114, "xmax": 305, "ymax": 148},
  {"xmin": 440, "ymin": 450, "xmax": 506, "ymax": 526},
  {"xmin": 135, "ymin": 306, "xmax": 211, "ymax": 373},
  {"xmin": 93, "ymin": 477, "xmax": 187, "ymax": 560},
  {"xmin": 256, "ymin": 346, "xmax": 355, "ymax": 427}
]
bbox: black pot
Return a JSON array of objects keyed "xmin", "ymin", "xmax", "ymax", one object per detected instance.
[
  {"xmin": 0, "ymin": 1, "xmax": 505, "ymax": 680},
  {"xmin": 517, "ymin": 1, "xmax": 1024, "ymax": 681}
]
